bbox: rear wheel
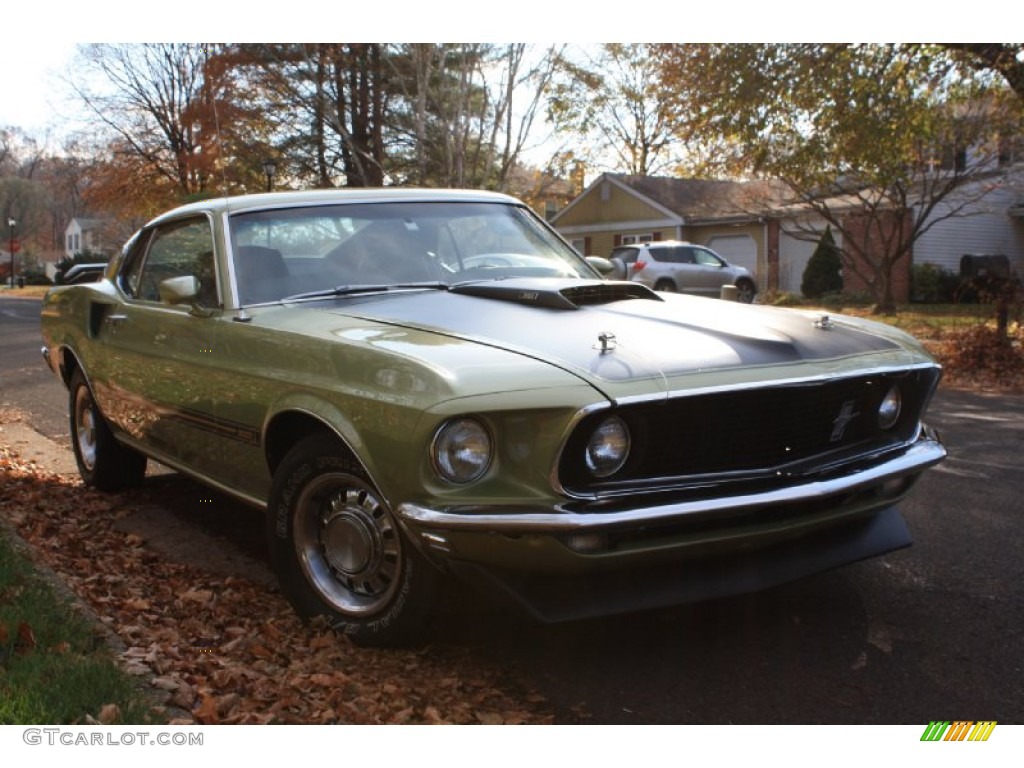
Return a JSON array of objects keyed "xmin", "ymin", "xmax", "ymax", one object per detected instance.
[
  {"xmin": 69, "ymin": 370, "xmax": 147, "ymax": 490},
  {"xmin": 267, "ymin": 434, "xmax": 439, "ymax": 646},
  {"xmin": 654, "ymin": 279, "xmax": 676, "ymax": 292}
]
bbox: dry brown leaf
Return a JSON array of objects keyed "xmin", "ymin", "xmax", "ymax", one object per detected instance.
[
  {"xmin": 151, "ymin": 676, "xmax": 182, "ymax": 691},
  {"xmin": 180, "ymin": 589, "xmax": 214, "ymax": 603},
  {"xmin": 192, "ymin": 694, "xmax": 220, "ymax": 724},
  {"xmin": 249, "ymin": 643, "xmax": 274, "ymax": 659},
  {"xmin": 16, "ymin": 621, "xmax": 36, "ymax": 653},
  {"xmin": 217, "ymin": 693, "xmax": 241, "ymax": 717},
  {"xmin": 98, "ymin": 703, "xmax": 121, "ymax": 724},
  {"xmin": 308, "ymin": 634, "xmax": 335, "ymax": 651}
]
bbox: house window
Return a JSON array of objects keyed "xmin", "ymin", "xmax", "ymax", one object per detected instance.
[
  {"xmin": 620, "ymin": 233, "xmax": 654, "ymax": 245},
  {"xmin": 544, "ymin": 200, "xmax": 557, "ymax": 221},
  {"xmin": 570, "ymin": 238, "xmax": 586, "ymax": 254},
  {"xmin": 67, "ymin": 235, "xmax": 73, "ymax": 251}
]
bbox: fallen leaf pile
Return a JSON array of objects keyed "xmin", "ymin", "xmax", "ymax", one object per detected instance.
[
  {"xmin": 928, "ymin": 323, "xmax": 1024, "ymax": 392},
  {"xmin": 0, "ymin": 445, "xmax": 554, "ymax": 725}
]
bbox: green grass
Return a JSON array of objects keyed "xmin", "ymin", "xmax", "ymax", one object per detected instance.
[{"xmin": 0, "ymin": 528, "xmax": 161, "ymax": 725}]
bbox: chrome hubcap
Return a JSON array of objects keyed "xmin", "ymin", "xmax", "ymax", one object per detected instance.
[
  {"xmin": 294, "ymin": 473, "xmax": 402, "ymax": 616},
  {"xmin": 74, "ymin": 388, "xmax": 97, "ymax": 471}
]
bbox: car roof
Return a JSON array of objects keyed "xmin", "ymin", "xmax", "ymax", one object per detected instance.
[
  {"xmin": 614, "ymin": 240, "xmax": 693, "ymax": 250},
  {"xmin": 146, "ymin": 188, "xmax": 522, "ymax": 227}
]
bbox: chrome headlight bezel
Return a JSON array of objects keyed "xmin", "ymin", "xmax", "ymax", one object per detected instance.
[
  {"xmin": 585, "ymin": 415, "xmax": 631, "ymax": 478},
  {"xmin": 878, "ymin": 384, "xmax": 902, "ymax": 430},
  {"xmin": 431, "ymin": 417, "xmax": 493, "ymax": 484}
]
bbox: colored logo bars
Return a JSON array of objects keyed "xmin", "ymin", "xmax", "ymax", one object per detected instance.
[{"xmin": 920, "ymin": 721, "xmax": 997, "ymax": 741}]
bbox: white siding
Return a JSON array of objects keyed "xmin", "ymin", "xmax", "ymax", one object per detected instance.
[
  {"xmin": 779, "ymin": 230, "xmax": 822, "ymax": 295},
  {"xmin": 777, "ymin": 216, "xmax": 840, "ymax": 295},
  {"xmin": 915, "ymin": 179, "xmax": 1024, "ymax": 275}
]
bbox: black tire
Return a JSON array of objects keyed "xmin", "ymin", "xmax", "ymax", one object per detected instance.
[
  {"xmin": 654, "ymin": 279, "xmax": 677, "ymax": 292},
  {"xmin": 735, "ymin": 279, "xmax": 756, "ymax": 304},
  {"xmin": 267, "ymin": 434, "xmax": 439, "ymax": 647},
  {"xmin": 69, "ymin": 369, "xmax": 147, "ymax": 491}
]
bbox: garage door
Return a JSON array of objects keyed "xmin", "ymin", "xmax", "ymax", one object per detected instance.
[
  {"xmin": 706, "ymin": 235, "xmax": 758, "ymax": 285},
  {"xmin": 779, "ymin": 229, "xmax": 840, "ymax": 295}
]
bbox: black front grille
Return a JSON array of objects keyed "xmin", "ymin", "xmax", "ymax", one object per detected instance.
[{"xmin": 559, "ymin": 368, "xmax": 939, "ymax": 495}]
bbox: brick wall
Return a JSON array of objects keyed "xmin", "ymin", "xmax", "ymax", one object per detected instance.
[{"xmin": 839, "ymin": 210, "xmax": 912, "ymax": 304}]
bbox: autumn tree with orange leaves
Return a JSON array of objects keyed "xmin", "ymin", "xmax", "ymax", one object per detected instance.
[{"xmin": 68, "ymin": 43, "xmax": 266, "ymax": 216}]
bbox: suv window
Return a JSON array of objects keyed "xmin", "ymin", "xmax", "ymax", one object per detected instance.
[{"xmin": 668, "ymin": 246, "xmax": 695, "ymax": 264}]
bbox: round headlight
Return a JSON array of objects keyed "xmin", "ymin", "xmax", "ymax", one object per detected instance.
[
  {"xmin": 432, "ymin": 418, "xmax": 492, "ymax": 484},
  {"xmin": 878, "ymin": 384, "xmax": 902, "ymax": 430},
  {"xmin": 585, "ymin": 416, "xmax": 631, "ymax": 477}
]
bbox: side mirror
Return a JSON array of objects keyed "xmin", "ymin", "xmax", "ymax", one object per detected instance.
[
  {"xmin": 158, "ymin": 275, "xmax": 201, "ymax": 305},
  {"xmin": 586, "ymin": 256, "xmax": 616, "ymax": 276}
]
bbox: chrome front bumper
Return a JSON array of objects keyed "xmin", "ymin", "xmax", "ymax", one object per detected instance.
[{"xmin": 397, "ymin": 432, "xmax": 946, "ymax": 535}]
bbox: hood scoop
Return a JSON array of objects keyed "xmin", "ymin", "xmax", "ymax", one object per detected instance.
[{"xmin": 450, "ymin": 279, "xmax": 661, "ymax": 310}]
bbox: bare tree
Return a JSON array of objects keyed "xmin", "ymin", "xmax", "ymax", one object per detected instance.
[
  {"xmin": 391, "ymin": 44, "xmax": 562, "ymax": 189},
  {"xmin": 548, "ymin": 44, "xmax": 682, "ymax": 176},
  {"xmin": 68, "ymin": 44, "xmax": 226, "ymax": 198}
]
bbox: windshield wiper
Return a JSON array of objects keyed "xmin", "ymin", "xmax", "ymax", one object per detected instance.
[{"xmin": 282, "ymin": 281, "xmax": 450, "ymax": 302}]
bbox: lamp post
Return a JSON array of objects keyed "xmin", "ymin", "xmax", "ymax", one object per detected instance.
[
  {"xmin": 7, "ymin": 218, "xmax": 14, "ymax": 289},
  {"xmin": 262, "ymin": 159, "xmax": 277, "ymax": 192}
]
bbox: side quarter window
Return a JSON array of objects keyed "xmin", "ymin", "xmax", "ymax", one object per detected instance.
[{"xmin": 124, "ymin": 218, "xmax": 219, "ymax": 306}]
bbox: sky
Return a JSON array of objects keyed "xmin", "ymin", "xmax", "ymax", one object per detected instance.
[
  {"xmin": 0, "ymin": 7, "xmax": 984, "ymax": 142},
  {"xmin": 0, "ymin": 41, "xmax": 77, "ymax": 134}
]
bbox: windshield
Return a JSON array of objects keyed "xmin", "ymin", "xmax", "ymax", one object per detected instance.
[{"xmin": 228, "ymin": 201, "xmax": 594, "ymax": 305}]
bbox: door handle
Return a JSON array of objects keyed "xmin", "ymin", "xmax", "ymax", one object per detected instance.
[{"xmin": 103, "ymin": 314, "xmax": 129, "ymax": 334}]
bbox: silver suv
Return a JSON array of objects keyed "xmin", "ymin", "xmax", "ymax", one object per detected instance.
[{"xmin": 610, "ymin": 241, "xmax": 757, "ymax": 303}]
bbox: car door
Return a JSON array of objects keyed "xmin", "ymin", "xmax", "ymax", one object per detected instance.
[
  {"xmin": 688, "ymin": 246, "xmax": 730, "ymax": 295},
  {"xmin": 89, "ymin": 215, "xmax": 229, "ymax": 475}
]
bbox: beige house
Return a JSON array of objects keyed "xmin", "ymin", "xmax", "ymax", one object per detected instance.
[
  {"xmin": 554, "ymin": 169, "xmax": 1024, "ymax": 300},
  {"xmin": 552, "ymin": 173, "xmax": 782, "ymax": 289}
]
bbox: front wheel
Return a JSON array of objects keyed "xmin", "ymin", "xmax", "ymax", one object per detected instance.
[
  {"xmin": 69, "ymin": 370, "xmax": 147, "ymax": 490},
  {"xmin": 267, "ymin": 434, "xmax": 439, "ymax": 647},
  {"xmin": 735, "ymin": 280, "xmax": 756, "ymax": 303}
]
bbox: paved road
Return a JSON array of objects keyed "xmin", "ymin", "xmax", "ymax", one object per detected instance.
[
  {"xmin": 0, "ymin": 296, "xmax": 69, "ymax": 441},
  {"xmin": 2, "ymin": 294, "xmax": 1022, "ymax": 723}
]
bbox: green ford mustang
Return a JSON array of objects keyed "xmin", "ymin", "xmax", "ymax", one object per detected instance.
[{"xmin": 40, "ymin": 189, "xmax": 946, "ymax": 645}]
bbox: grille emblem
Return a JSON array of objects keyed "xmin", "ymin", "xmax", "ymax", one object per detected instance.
[{"xmin": 830, "ymin": 400, "xmax": 860, "ymax": 442}]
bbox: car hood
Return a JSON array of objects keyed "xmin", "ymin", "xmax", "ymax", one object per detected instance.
[{"xmin": 312, "ymin": 279, "xmax": 916, "ymax": 399}]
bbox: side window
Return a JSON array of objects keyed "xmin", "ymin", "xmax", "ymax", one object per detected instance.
[
  {"xmin": 671, "ymin": 247, "xmax": 695, "ymax": 264},
  {"xmin": 693, "ymin": 248, "xmax": 724, "ymax": 267},
  {"xmin": 119, "ymin": 231, "xmax": 153, "ymax": 298},
  {"xmin": 127, "ymin": 218, "xmax": 218, "ymax": 306}
]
